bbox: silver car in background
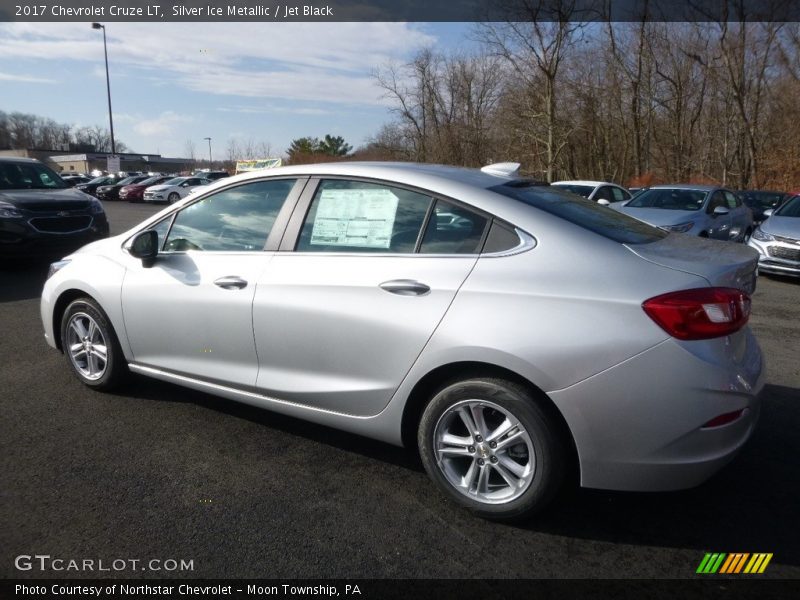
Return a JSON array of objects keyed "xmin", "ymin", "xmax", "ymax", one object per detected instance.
[
  {"xmin": 612, "ymin": 184, "xmax": 754, "ymax": 241},
  {"xmin": 551, "ymin": 180, "xmax": 632, "ymax": 205},
  {"xmin": 41, "ymin": 162, "xmax": 764, "ymax": 520},
  {"xmin": 748, "ymin": 194, "xmax": 800, "ymax": 277}
]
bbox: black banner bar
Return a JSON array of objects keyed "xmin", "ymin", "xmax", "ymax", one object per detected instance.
[
  {"xmin": 2, "ymin": 0, "xmax": 800, "ymax": 23},
  {"xmin": 3, "ymin": 579, "xmax": 799, "ymax": 600}
]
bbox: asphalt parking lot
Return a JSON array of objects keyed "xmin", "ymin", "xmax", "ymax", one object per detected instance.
[{"xmin": 1, "ymin": 200, "xmax": 799, "ymax": 579}]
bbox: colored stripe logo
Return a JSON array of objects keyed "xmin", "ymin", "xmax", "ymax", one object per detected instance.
[{"xmin": 697, "ymin": 553, "xmax": 773, "ymax": 574}]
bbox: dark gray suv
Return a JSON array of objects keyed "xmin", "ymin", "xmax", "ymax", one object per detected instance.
[{"xmin": 0, "ymin": 157, "xmax": 110, "ymax": 259}]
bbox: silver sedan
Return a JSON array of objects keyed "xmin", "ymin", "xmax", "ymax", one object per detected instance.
[
  {"xmin": 40, "ymin": 162, "xmax": 764, "ymax": 520},
  {"xmin": 748, "ymin": 194, "xmax": 800, "ymax": 277},
  {"xmin": 612, "ymin": 184, "xmax": 754, "ymax": 242}
]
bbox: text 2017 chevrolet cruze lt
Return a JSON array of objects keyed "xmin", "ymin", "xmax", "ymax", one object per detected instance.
[{"xmin": 41, "ymin": 162, "xmax": 764, "ymax": 520}]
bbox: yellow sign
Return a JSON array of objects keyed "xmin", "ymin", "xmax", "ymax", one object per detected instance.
[{"xmin": 235, "ymin": 158, "xmax": 282, "ymax": 174}]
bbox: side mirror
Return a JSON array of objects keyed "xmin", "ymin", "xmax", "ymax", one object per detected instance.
[
  {"xmin": 763, "ymin": 208, "xmax": 774, "ymax": 218},
  {"xmin": 596, "ymin": 198, "xmax": 611, "ymax": 206},
  {"xmin": 129, "ymin": 229, "xmax": 159, "ymax": 267},
  {"xmin": 712, "ymin": 206, "xmax": 730, "ymax": 216}
]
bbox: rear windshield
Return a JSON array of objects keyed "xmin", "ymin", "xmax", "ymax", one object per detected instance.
[
  {"xmin": 551, "ymin": 184, "xmax": 594, "ymax": 198},
  {"xmin": 490, "ymin": 182, "xmax": 667, "ymax": 244},
  {"xmin": 627, "ymin": 188, "xmax": 706, "ymax": 210},
  {"xmin": 0, "ymin": 161, "xmax": 68, "ymax": 190}
]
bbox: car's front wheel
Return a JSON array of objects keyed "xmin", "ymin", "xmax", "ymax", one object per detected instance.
[
  {"xmin": 418, "ymin": 378, "xmax": 567, "ymax": 521},
  {"xmin": 168, "ymin": 192, "xmax": 180, "ymax": 203},
  {"xmin": 61, "ymin": 298, "xmax": 128, "ymax": 391}
]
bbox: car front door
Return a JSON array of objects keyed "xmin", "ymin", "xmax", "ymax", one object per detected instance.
[
  {"xmin": 724, "ymin": 190, "xmax": 750, "ymax": 240},
  {"xmin": 120, "ymin": 178, "xmax": 304, "ymax": 387},
  {"xmin": 251, "ymin": 178, "xmax": 489, "ymax": 416},
  {"xmin": 705, "ymin": 190, "xmax": 732, "ymax": 240}
]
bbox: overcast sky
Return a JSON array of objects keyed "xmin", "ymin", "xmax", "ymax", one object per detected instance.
[{"xmin": 0, "ymin": 22, "xmax": 475, "ymax": 158}]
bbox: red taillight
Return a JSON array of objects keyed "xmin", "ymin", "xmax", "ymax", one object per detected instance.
[
  {"xmin": 702, "ymin": 409, "xmax": 746, "ymax": 428},
  {"xmin": 642, "ymin": 287, "xmax": 751, "ymax": 340}
]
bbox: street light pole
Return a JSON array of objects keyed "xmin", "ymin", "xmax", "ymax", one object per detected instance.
[
  {"xmin": 91, "ymin": 23, "xmax": 116, "ymax": 156},
  {"xmin": 204, "ymin": 137, "xmax": 212, "ymax": 167}
]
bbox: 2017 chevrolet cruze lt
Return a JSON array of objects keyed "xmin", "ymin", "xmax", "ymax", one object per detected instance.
[{"xmin": 41, "ymin": 162, "xmax": 764, "ymax": 520}]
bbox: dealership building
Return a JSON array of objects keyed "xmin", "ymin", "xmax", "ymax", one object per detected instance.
[{"xmin": 0, "ymin": 148, "xmax": 194, "ymax": 174}]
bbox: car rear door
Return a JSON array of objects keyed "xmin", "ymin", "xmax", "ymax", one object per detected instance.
[
  {"xmin": 251, "ymin": 178, "xmax": 489, "ymax": 416},
  {"xmin": 121, "ymin": 178, "xmax": 305, "ymax": 387}
]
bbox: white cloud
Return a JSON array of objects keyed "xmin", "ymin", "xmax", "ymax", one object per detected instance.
[
  {"xmin": 0, "ymin": 71, "xmax": 54, "ymax": 83},
  {"xmin": 0, "ymin": 23, "xmax": 435, "ymax": 105},
  {"xmin": 131, "ymin": 111, "xmax": 193, "ymax": 137},
  {"xmin": 218, "ymin": 105, "xmax": 332, "ymax": 116}
]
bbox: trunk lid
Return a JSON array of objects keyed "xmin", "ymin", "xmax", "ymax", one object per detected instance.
[{"xmin": 625, "ymin": 234, "xmax": 758, "ymax": 293}]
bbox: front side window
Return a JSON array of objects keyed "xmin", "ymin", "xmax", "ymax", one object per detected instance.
[
  {"xmin": 708, "ymin": 191, "xmax": 727, "ymax": 213},
  {"xmin": 593, "ymin": 186, "xmax": 614, "ymax": 202},
  {"xmin": 611, "ymin": 187, "xmax": 630, "ymax": 202},
  {"xmin": 164, "ymin": 179, "xmax": 296, "ymax": 252},
  {"xmin": 147, "ymin": 217, "xmax": 173, "ymax": 251},
  {"xmin": 724, "ymin": 191, "xmax": 740, "ymax": 209},
  {"xmin": 297, "ymin": 180, "xmax": 431, "ymax": 253}
]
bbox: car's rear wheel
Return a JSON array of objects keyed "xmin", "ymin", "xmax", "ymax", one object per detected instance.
[
  {"xmin": 61, "ymin": 298, "xmax": 128, "ymax": 391},
  {"xmin": 168, "ymin": 192, "xmax": 180, "ymax": 203},
  {"xmin": 418, "ymin": 378, "xmax": 566, "ymax": 521}
]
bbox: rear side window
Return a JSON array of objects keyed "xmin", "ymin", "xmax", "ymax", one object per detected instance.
[
  {"xmin": 482, "ymin": 221, "xmax": 521, "ymax": 254},
  {"xmin": 297, "ymin": 180, "xmax": 431, "ymax": 253},
  {"xmin": 419, "ymin": 200, "xmax": 488, "ymax": 254},
  {"xmin": 490, "ymin": 183, "xmax": 667, "ymax": 244}
]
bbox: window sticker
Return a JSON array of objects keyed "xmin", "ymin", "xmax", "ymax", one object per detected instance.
[{"xmin": 310, "ymin": 188, "xmax": 399, "ymax": 248}]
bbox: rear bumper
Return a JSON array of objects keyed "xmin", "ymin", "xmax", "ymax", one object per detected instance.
[{"xmin": 549, "ymin": 329, "xmax": 764, "ymax": 491}]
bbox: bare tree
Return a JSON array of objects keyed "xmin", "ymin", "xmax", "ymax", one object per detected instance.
[{"xmin": 476, "ymin": 0, "xmax": 586, "ymax": 181}]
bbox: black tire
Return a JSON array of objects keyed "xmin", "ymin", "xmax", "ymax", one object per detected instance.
[
  {"xmin": 60, "ymin": 297, "xmax": 128, "ymax": 391},
  {"xmin": 743, "ymin": 228, "xmax": 752, "ymax": 243},
  {"xmin": 699, "ymin": 231, "xmax": 709, "ymax": 238},
  {"xmin": 418, "ymin": 378, "xmax": 567, "ymax": 521},
  {"xmin": 168, "ymin": 192, "xmax": 180, "ymax": 204}
]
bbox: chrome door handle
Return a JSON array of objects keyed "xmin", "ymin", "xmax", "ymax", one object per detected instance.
[
  {"xmin": 214, "ymin": 276, "xmax": 248, "ymax": 290},
  {"xmin": 379, "ymin": 279, "xmax": 431, "ymax": 296}
]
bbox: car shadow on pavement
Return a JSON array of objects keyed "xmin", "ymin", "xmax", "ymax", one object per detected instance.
[
  {"xmin": 112, "ymin": 374, "xmax": 799, "ymax": 566},
  {"xmin": 110, "ymin": 374, "xmax": 423, "ymax": 472},
  {"xmin": 0, "ymin": 261, "xmax": 50, "ymax": 303},
  {"xmin": 526, "ymin": 382, "xmax": 800, "ymax": 566}
]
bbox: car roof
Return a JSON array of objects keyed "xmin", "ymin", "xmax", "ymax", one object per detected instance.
[
  {"xmin": 216, "ymin": 162, "xmax": 523, "ymax": 191},
  {"xmin": 648, "ymin": 184, "xmax": 718, "ymax": 191},
  {"xmin": 551, "ymin": 180, "xmax": 613, "ymax": 187},
  {"xmin": 0, "ymin": 156, "xmax": 42, "ymax": 164}
]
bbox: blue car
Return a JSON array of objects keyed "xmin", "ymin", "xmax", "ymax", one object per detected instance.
[{"xmin": 611, "ymin": 184, "xmax": 754, "ymax": 242}]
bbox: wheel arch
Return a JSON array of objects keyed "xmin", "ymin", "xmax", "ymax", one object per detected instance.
[
  {"xmin": 52, "ymin": 289, "xmax": 102, "ymax": 352},
  {"xmin": 400, "ymin": 361, "xmax": 580, "ymax": 485}
]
